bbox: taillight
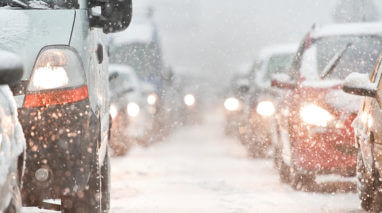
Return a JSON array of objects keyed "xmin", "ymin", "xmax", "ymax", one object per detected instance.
[
  {"xmin": 23, "ymin": 86, "xmax": 88, "ymax": 108},
  {"xmin": 23, "ymin": 46, "xmax": 88, "ymax": 108}
]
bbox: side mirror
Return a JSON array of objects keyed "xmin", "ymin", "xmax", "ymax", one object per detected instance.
[
  {"xmin": 343, "ymin": 72, "xmax": 376, "ymax": 97},
  {"xmin": 90, "ymin": 0, "xmax": 132, "ymax": 34},
  {"xmin": 271, "ymin": 73, "xmax": 296, "ymax": 90},
  {"xmin": 0, "ymin": 51, "xmax": 23, "ymax": 85}
]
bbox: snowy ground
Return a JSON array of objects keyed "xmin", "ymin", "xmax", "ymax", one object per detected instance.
[{"xmin": 24, "ymin": 111, "xmax": 362, "ymax": 212}]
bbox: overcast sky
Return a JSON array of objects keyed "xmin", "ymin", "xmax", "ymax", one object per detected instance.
[{"xmin": 137, "ymin": 0, "xmax": 382, "ymax": 91}]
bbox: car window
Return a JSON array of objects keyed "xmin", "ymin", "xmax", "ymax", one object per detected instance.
[
  {"xmin": 300, "ymin": 36, "xmax": 382, "ymax": 80},
  {"xmin": 265, "ymin": 53, "xmax": 294, "ymax": 80}
]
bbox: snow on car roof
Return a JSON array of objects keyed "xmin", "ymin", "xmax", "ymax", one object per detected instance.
[
  {"xmin": 258, "ymin": 43, "xmax": 298, "ymax": 60},
  {"xmin": 311, "ymin": 22, "xmax": 382, "ymax": 39}
]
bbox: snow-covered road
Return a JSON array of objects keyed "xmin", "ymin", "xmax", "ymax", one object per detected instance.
[
  {"xmin": 24, "ymin": 111, "xmax": 361, "ymax": 212},
  {"xmin": 110, "ymin": 112, "xmax": 361, "ymax": 213}
]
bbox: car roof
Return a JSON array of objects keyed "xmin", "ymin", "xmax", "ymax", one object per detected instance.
[
  {"xmin": 258, "ymin": 43, "xmax": 298, "ymax": 61},
  {"xmin": 311, "ymin": 22, "xmax": 382, "ymax": 39}
]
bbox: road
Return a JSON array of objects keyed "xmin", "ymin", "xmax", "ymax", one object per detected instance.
[
  {"xmin": 110, "ymin": 112, "xmax": 361, "ymax": 213},
  {"xmin": 24, "ymin": 111, "xmax": 361, "ymax": 212}
]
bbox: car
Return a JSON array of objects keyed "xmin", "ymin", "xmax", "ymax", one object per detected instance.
[
  {"xmin": 243, "ymin": 44, "xmax": 296, "ymax": 157},
  {"xmin": 0, "ymin": 1, "xmax": 132, "ymax": 212},
  {"xmin": 109, "ymin": 4, "xmax": 175, "ymax": 138},
  {"xmin": 343, "ymin": 57, "xmax": 382, "ymax": 211},
  {"xmin": 0, "ymin": 50, "xmax": 26, "ymax": 213},
  {"xmin": 271, "ymin": 22, "xmax": 382, "ymax": 189},
  {"xmin": 223, "ymin": 72, "xmax": 250, "ymax": 137},
  {"xmin": 109, "ymin": 65, "xmax": 155, "ymax": 155}
]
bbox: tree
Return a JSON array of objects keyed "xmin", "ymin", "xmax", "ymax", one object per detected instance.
[{"xmin": 333, "ymin": 0, "xmax": 380, "ymax": 23}]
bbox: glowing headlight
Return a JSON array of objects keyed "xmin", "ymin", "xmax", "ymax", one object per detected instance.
[
  {"xmin": 184, "ymin": 94, "xmax": 196, "ymax": 106},
  {"xmin": 147, "ymin": 93, "xmax": 158, "ymax": 105},
  {"xmin": 127, "ymin": 102, "xmax": 140, "ymax": 117},
  {"xmin": 300, "ymin": 104, "xmax": 333, "ymax": 127},
  {"xmin": 110, "ymin": 104, "xmax": 118, "ymax": 119},
  {"xmin": 256, "ymin": 101, "xmax": 275, "ymax": 117},
  {"xmin": 224, "ymin": 97, "xmax": 240, "ymax": 111}
]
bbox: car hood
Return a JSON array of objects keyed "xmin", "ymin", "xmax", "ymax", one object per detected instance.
[
  {"xmin": 301, "ymin": 79, "xmax": 362, "ymax": 113},
  {"xmin": 325, "ymin": 89, "xmax": 363, "ymax": 113},
  {"xmin": 0, "ymin": 10, "xmax": 75, "ymax": 79}
]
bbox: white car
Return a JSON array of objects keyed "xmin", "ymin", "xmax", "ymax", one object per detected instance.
[
  {"xmin": 244, "ymin": 44, "xmax": 297, "ymax": 157},
  {"xmin": 109, "ymin": 65, "xmax": 154, "ymax": 155},
  {"xmin": 0, "ymin": 50, "xmax": 26, "ymax": 213},
  {"xmin": 0, "ymin": 1, "xmax": 132, "ymax": 212}
]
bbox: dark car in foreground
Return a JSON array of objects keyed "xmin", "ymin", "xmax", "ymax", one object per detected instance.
[{"xmin": 0, "ymin": 1, "xmax": 132, "ymax": 212}]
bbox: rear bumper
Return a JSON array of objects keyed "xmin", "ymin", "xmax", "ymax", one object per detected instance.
[
  {"xmin": 293, "ymin": 126, "xmax": 356, "ymax": 175},
  {"xmin": 18, "ymin": 99, "xmax": 99, "ymax": 202}
]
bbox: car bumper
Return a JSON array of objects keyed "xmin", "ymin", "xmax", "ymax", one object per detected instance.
[
  {"xmin": 18, "ymin": 99, "xmax": 99, "ymax": 201},
  {"xmin": 294, "ymin": 126, "xmax": 356, "ymax": 175}
]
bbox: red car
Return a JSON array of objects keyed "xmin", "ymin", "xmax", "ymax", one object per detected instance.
[{"xmin": 272, "ymin": 22, "xmax": 382, "ymax": 189}]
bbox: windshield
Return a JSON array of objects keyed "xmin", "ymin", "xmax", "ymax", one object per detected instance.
[
  {"xmin": 0, "ymin": 0, "xmax": 77, "ymax": 8},
  {"xmin": 265, "ymin": 53, "xmax": 294, "ymax": 79},
  {"xmin": 313, "ymin": 36, "xmax": 382, "ymax": 80}
]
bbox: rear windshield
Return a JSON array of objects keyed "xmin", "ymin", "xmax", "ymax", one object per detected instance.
[
  {"xmin": 265, "ymin": 53, "xmax": 294, "ymax": 80},
  {"xmin": 306, "ymin": 36, "xmax": 382, "ymax": 80}
]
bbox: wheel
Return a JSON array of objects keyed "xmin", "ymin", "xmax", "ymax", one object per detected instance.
[
  {"xmin": 279, "ymin": 160, "xmax": 291, "ymax": 184},
  {"xmin": 62, "ymin": 155, "xmax": 102, "ymax": 213},
  {"xmin": 290, "ymin": 167, "xmax": 315, "ymax": 191},
  {"xmin": 4, "ymin": 184, "xmax": 22, "ymax": 213},
  {"xmin": 101, "ymin": 148, "xmax": 111, "ymax": 212},
  {"xmin": 357, "ymin": 150, "xmax": 374, "ymax": 211}
]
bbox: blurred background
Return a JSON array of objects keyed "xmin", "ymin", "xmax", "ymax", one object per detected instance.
[{"xmin": 139, "ymin": 0, "xmax": 382, "ymax": 98}]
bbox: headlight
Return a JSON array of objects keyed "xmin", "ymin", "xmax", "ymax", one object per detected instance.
[
  {"xmin": 300, "ymin": 104, "xmax": 333, "ymax": 127},
  {"xmin": 110, "ymin": 104, "xmax": 118, "ymax": 119},
  {"xmin": 224, "ymin": 97, "xmax": 240, "ymax": 111},
  {"xmin": 256, "ymin": 101, "xmax": 275, "ymax": 117},
  {"xmin": 127, "ymin": 102, "xmax": 140, "ymax": 117},
  {"xmin": 184, "ymin": 94, "xmax": 196, "ymax": 106},
  {"xmin": 29, "ymin": 47, "xmax": 86, "ymax": 91},
  {"xmin": 147, "ymin": 93, "xmax": 158, "ymax": 105}
]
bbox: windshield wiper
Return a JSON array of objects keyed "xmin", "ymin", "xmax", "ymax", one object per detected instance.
[
  {"xmin": 320, "ymin": 43, "xmax": 352, "ymax": 79},
  {"xmin": 1, "ymin": 0, "xmax": 32, "ymax": 8}
]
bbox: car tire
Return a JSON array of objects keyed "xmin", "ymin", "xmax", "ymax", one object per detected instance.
[
  {"xmin": 4, "ymin": 184, "xmax": 22, "ymax": 213},
  {"xmin": 357, "ymin": 149, "xmax": 374, "ymax": 211},
  {"xmin": 290, "ymin": 167, "xmax": 315, "ymax": 191},
  {"xmin": 279, "ymin": 161, "xmax": 291, "ymax": 184},
  {"xmin": 62, "ymin": 156, "xmax": 102, "ymax": 213}
]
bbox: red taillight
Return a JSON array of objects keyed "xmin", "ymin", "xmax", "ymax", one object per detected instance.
[{"xmin": 23, "ymin": 85, "xmax": 88, "ymax": 108}]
